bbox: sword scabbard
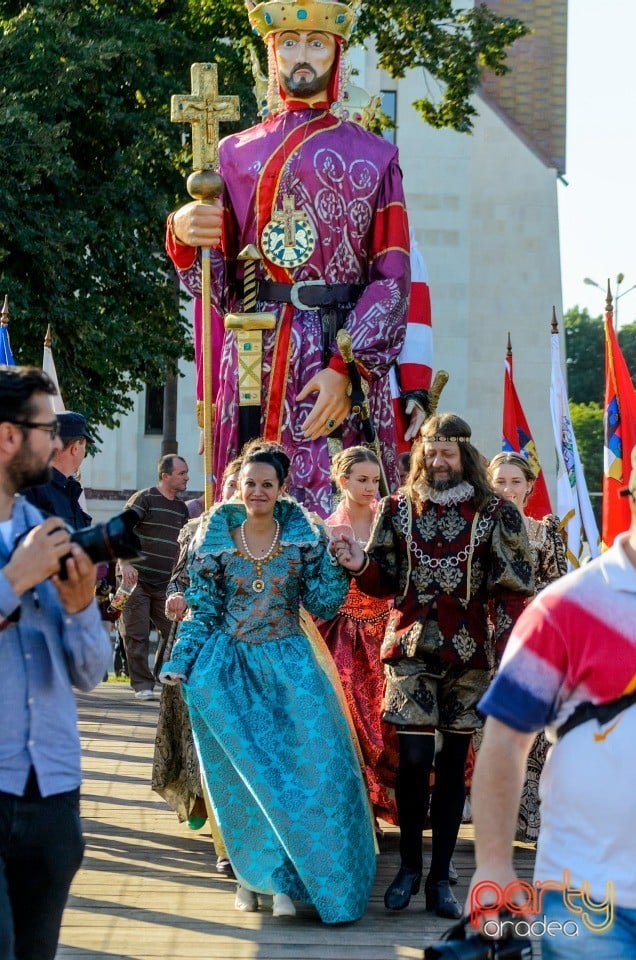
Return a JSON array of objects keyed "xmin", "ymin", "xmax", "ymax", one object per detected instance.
[{"xmin": 336, "ymin": 330, "xmax": 390, "ymax": 496}]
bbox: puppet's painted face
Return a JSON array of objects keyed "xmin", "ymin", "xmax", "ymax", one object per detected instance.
[{"xmin": 275, "ymin": 30, "xmax": 337, "ymax": 102}]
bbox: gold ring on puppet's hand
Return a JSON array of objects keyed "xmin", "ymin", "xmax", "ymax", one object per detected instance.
[{"xmin": 326, "ymin": 418, "xmax": 336, "ymax": 431}]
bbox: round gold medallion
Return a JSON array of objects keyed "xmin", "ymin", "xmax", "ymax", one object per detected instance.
[
  {"xmin": 252, "ymin": 578, "xmax": 265, "ymax": 593},
  {"xmin": 261, "ymin": 194, "xmax": 315, "ymax": 269}
]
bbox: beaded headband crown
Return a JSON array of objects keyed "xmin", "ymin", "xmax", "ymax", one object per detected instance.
[
  {"xmin": 246, "ymin": 0, "xmax": 361, "ymax": 42},
  {"xmin": 422, "ymin": 434, "xmax": 471, "ymax": 444}
]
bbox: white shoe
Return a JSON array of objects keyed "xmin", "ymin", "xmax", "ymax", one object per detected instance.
[
  {"xmin": 234, "ymin": 885, "xmax": 258, "ymax": 912},
  {"xmin": 134, "ymin": 689, "xmax": 158, "ymax": 701},
  {"xmin": 272, "ymin": 893, "xmax": 296, "ymax": 917}
]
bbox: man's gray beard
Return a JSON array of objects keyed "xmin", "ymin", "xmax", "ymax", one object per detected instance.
[
  {"xmin": 280, "ymin": 64, "xmax": 332, "ymax": 98},
  {"xmin": 425, "ymin": 468, "xmax": 464, "ymax": 491}
]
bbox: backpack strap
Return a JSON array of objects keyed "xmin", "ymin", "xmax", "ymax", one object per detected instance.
[{"xmin": 556, "ymin": 691, "xmax": 636, "ymax": 740}]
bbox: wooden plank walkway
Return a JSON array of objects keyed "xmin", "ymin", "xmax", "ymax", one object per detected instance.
[{"xmin": 58, "ymin": 682, "xmax": 536, "ymax": 960}]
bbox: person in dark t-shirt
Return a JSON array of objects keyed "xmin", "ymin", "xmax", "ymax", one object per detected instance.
[{"xmin": 119, "ymin": 455, "xmax": 189, "ymax": 699}]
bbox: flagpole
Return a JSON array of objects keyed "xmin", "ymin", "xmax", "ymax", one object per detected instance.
[
  {"xmin": 549, "ymin": 306, "xmax": 600, "ymax": 567},
  {"xmin": 502, "ymin": 332, "xmax": 552, "ymax": 518},
  {"xmin": 42, "ymin": 325, "xmax": 65, "ymax": 413}
]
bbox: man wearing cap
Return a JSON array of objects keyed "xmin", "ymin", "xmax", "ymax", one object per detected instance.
[
  {"xmin": 334, "ymin": 412, "xmax": 534, "ymax": 918},
  {"xmin": 468, "ymin": 446, "xmax": 636, "ymax": 959},
  {"xmin": 22, "ymin": 411, "xmax": 92, "ymax": 530},
  {"xmin": 166, "ymin": 0, "xmax": 418, "ymax": 517}
]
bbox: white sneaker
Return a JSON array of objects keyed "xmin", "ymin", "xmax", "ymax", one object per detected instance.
[
  {"xmin": 272, "ymin": 893, "xmax": 296, "ymax": 917},
  {"xmin": 234, "ymin": 885, "xmax": 258, "ymax": 912},
  {"xmin": 134, "ymin": 689, "xmax": 158, "ymax": 701}
]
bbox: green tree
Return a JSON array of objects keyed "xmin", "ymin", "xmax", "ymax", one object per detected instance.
[
  {"xmin": 569, "ymin": 401, "xmax": 603, "ymax": 499},
  {"xmin": 618, "ymin": 321, "xmax": 636, "ymax": 381},
  {"xmin": 564, "ymin": 306, "xmax": 604, "ymax": 404},
  {"xmin": 357, "ymin": 0, "xmax": 528, "ymax": 132},
  {"xmin": 1, "ymin": 0, "xmax": 527, "ymax": 432},
  {"xmin": 0, "ymin": 0, "xmax": 253, "ymax": 434},
  {"xmin": 564, "ymin": 306, "xmax": 636, "ymax": 406}
]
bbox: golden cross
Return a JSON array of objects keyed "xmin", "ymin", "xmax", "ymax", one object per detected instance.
[
  {"xmin": 171, "ymin": 63, "xmax": 240, "ymax": 171},
  {"xmin": 273, "ymin": 195, "xmax": 308, "ymax": 247}
]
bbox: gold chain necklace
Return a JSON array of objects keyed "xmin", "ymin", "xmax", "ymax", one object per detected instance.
[{"xmin": 240, "ymin": 519, "xmax": 282, "ymax": 593}]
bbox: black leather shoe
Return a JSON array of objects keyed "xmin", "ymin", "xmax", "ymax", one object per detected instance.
[
  {"xmin": 384, "ymin": 867, "xmax": 422, "ymax": 911},
  {"xmin": 425, "ymin": 879, "xmax": 462, "ymax": 919}
]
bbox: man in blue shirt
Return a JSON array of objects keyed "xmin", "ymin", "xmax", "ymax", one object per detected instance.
[{"xmin": 0, "ymin": 365, "xmax": 111, "ymax": 960}]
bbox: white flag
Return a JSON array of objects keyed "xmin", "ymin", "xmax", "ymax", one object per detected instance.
[
  {"xmin": 549, "ymin": 327, "xmax": 600, "ymax": 568},
  {"xmin": 42, "ymin": 325, "xmax": 65, "ymax": 413}
]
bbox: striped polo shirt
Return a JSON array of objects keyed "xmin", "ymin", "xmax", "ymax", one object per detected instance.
[{"xmin": 125, "ymin": 487, "xmax": 189, "ymax": 589}]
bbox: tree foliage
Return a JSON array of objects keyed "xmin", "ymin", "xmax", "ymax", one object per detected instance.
[
  {"xmin": 1, "ymin": 0, "xmax": 527, "ymax": 432},
  {"xmin": 0, "ymin": 0, "xmax": 253, "ymax": 433},
  {"xmin": 564, "ymin": 307, "xmax": 604, "ymax": 405},
  {"xmin": 569, "ymin": 401, "xmax": 604, "ymax": 497},
  {"xmin": 356, "ymin": 0, "xmax": 528, "ymax": 133},
  {"xmin": 565, "ymin": 306, "xmax": 636, "ymax": 405}
]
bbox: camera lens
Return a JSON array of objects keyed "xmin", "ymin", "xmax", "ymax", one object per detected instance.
[{"xmin": 58, "ymin": 509, "xmax": 143, "ymax": 578}]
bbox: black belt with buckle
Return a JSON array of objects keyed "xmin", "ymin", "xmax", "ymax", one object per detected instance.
[{"xmin": 233, "ymin": 279, "xmax": 362, "ymax": 311}]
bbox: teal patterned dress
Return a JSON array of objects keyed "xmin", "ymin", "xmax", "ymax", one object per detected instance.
[{"xmin": 160, "ymin": 498, "xmax": 377, "ymax": 923}]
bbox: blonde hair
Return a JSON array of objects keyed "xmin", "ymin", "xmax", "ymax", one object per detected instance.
[{"xmin": 488, "ymin": 451, "xmax": 535, "ymax": 485}]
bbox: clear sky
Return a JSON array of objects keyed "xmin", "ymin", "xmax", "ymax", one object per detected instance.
[{"xmin": 558, "ymin": 0, "xmax": 636, "ymax": 327}]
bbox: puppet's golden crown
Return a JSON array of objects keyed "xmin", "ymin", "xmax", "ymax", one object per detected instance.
[{"xmin": 246, "ymin": 0, "xmax": 361, "ymax": 42}]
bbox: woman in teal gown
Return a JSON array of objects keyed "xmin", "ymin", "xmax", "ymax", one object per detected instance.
[{"xmin": 160, "ymin": 445, "xmax": 376, "ymax": 923}]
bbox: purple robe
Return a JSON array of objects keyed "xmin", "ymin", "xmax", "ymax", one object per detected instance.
[{"xmin": 173, "ymin": 107, "xmax": 411, "ymax": 517}]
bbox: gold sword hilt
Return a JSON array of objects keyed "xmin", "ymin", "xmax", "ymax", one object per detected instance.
[{"xmin": 426, "ymin": 370, "xmax": 449, "ymax": 417}]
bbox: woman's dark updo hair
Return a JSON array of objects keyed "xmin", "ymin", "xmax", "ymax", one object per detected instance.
[{"xmin": 240, "ymin": 440, "xmax": 290, "ymax": 486}]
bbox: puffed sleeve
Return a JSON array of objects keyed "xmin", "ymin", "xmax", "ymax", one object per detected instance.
[
  {"xmin": 488, "ymin": 500, "xmax": 535, "ymax": 657},
  {"xmin": 356, "ymin": 496, "xmax": 401, "ymax": 598},
  {"xmin": 160, "ymin": 552, "xmax": 224, "ymax": 682},
  {"xmin": 535, "ymin": 515, "xmax": 568, "ymax": 591},
  {"xmin": 300, "ymin": 533, "xmax": 350, "ymax": 620}
]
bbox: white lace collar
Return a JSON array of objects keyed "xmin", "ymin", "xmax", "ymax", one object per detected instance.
[{"xmin": 415, "ymin": 480, "xmax": 475, "ymax": 505}]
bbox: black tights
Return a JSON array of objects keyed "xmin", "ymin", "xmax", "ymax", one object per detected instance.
[{"xmin": 396, "ymin": 731, "xmax": 471, "ymax": 881}]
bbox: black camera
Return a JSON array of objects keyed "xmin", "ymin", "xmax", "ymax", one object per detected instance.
[
  {"xmin": 424, "ymin": 917, "xmax": 532, "ymax": 960},
  {"xmin": 58, "ymin": 509, "xmax": 143, "ymax": 579}
]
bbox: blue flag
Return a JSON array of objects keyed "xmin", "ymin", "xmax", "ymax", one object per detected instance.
[{"xmin": 0, "ymin": 324, "xmax": 14, "ymax": 365}]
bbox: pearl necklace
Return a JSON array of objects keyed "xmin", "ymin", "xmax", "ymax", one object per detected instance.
[{"xmin": 240, "ymin": 519, "xmax": 281, "ymax": 593}]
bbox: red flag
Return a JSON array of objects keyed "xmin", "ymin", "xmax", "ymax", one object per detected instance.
[
  {"xmin": 602, "ymin": 303, "xmax": 636, "ymax": 547},
  {"xmin": 502, "ymin": 335, "xmax": 552, "ymax": 519}
]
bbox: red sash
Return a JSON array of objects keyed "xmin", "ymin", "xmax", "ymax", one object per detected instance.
[{"xmin": 255, "ymin": 111, "xmax": 340, "ymax": 440}]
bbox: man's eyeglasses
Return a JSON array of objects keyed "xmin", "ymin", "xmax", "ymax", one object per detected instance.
[{"xmin": 4, "ymin": 419, "xmax": 60, "ymax": 440}]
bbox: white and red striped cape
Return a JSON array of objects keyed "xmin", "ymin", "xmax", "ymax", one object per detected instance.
[{"xmin": 390, "ymin": 231, "xmax": 433, "ymax": 452}]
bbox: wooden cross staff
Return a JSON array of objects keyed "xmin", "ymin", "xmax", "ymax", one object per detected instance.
[{"xmin": 171, "ymin": 63, "xmax": 240, "ymax": 508}]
